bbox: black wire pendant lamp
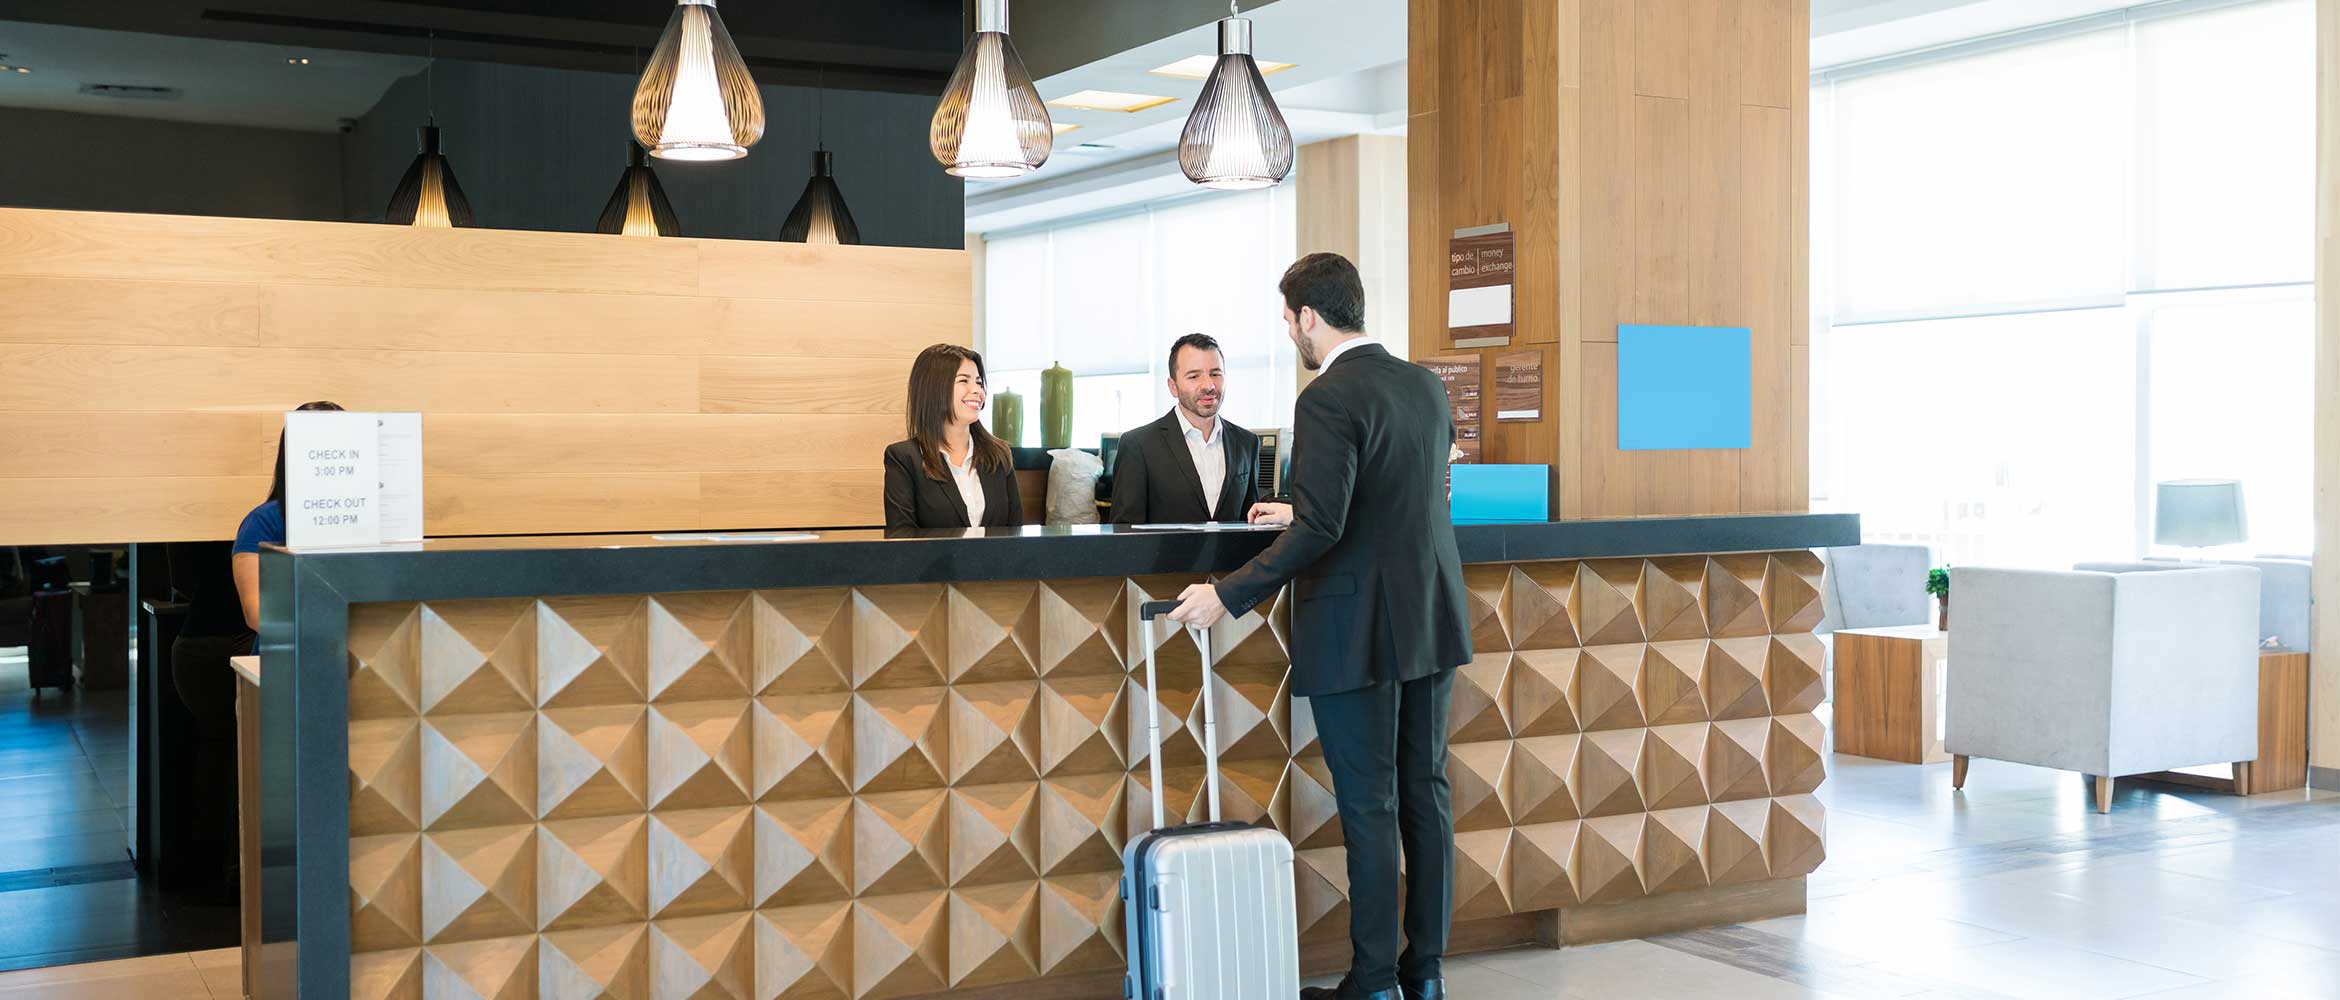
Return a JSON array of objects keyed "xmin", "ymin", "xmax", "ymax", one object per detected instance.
[
  {"xmin": 782, "ymin": 77, "xmax": 860, "ymax": 244},
  {"xmin": 596, "ymin": 141, "xmax": 683, "ymax": 236},
  {"xmin": 930, "ymin": 0, "xmax": 1052, "ymax": 178},
  {"xmin": 385, "ymin": 36, "xmax": 475, "ymax": 226},
  {"xmin": 779, "ymin": 151, "xmax": 861, "ymax": 244},
  {"xmin": 1178, "ymin": 0, "xmax": 1293, "ymax": 190},
  {"xmin": 632, "ymin": 0, "xmax": 764, "ymax": 161}
]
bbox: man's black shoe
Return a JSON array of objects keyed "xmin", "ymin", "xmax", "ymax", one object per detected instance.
[
  {"xmin": 1300, "ymin": 979, "xmax": 1404, "ymax": 1000},
  {"xmin": 1402, "ymin": 979, "xmax": 1446, "ymax": 1000}
]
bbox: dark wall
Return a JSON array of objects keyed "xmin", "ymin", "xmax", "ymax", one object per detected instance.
[
  {"xmin": 341, "ymin": 60, "xmax": 965, "ymax": 248},
  {"xmin": 0, "ymin": 105, "xmax": 342, "ymax": 220}
]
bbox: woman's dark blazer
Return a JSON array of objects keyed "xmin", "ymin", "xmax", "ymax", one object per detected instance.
[{"xmin": 882, "ymin": 439, "xmax": 1025, "ymax": 530}]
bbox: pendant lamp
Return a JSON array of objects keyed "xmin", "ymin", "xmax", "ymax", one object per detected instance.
[
  {"xmin": 1178, "ymin": 2, "xmax": 1293, "ymax": 190},
  {"xmin": 385, "ymin": 123, "xmax": 475, "ymax": 227},
  {"xmin": 931, "ymin": 0, "xmax": 1052, "ymax": 179},
  {"xmin": 596, "ymin": 141, "xmax": 682, "ymax": 237},
  {"xmin": 633, "ymin": 0, "xmax": 764, "ymax": 161},
  {"xmin": 779, "ymin": 151, "xmax": 861, "ymax": 244}
]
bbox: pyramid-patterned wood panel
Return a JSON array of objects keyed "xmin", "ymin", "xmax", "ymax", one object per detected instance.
[{"xmin": 350, "ymin": 554, "xmax": 1827, "ymax": 997}]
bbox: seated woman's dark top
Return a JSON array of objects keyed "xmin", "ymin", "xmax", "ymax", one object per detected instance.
[{"xmin": 881, "ymin": 440, "xmax": 1023, "ymax": 530}]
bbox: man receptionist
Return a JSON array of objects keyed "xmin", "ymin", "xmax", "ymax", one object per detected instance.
[{"xmin": 1110, "ymin": 333, "xmax": 1262, "ymax": 525}]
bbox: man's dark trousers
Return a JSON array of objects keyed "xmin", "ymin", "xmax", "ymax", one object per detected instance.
[{"xmin": 1308, "ymin": 668, "xmax": 1457, "ymax": 992}]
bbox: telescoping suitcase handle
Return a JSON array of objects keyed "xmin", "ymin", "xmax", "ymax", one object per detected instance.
[{"xmin": 1137, "ymin": 600, "xmax": 1221, "ymax": 831}]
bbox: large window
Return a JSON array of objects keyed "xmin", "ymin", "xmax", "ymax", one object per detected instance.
[
  {"xmin": 981, "ymin": 188, "xmax": 1300, "ymax": 448},
  {"xmin": 1810, "ymin": 0, "xmax": 2315, "ymax": 566}
]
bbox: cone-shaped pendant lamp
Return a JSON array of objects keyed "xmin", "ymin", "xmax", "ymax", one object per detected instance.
[
  {"xmin": 931, "ymin": 0, "xmax": 1051, "ymax": 179},
  {"xmin": 596, "ymin": 141, "xmax": 682, "ymax": 237},
  {"xmin": 384, "ymin": 123, "xmax": 476, "ymax": 227},
  {"xmin": 779, "ymin": 150, "xmax": 861, "ymax": 245},
  {"xmin": 632, "ymin": 0, "xmax": 764, "ymax": 161},
  {"xmin": 1178, "ymin": 5, "xmax": 1292, "ymax": 191}
]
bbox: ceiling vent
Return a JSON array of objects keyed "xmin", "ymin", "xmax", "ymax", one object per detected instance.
[{"xmin": 80, "ymin": 83, "xmax": 183, "ymax": 101}]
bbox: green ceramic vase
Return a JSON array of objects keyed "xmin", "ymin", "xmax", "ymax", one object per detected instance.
[
  {"xmin": 991, "ymin": 390, "xmax": 1023, "ymax": 448},
  {"xmin": 1039, "ymin": 362, "xmax": 1073, "ymax": 448}
]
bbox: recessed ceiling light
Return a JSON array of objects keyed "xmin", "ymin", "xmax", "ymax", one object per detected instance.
[
  {"xmin": 1052, "ymin": 122, "xmax": 1080, "ymax": 134},
  {"xmin": 1148, "ymin": 54, "xmax": 1294, "ymax": 79},
  {"xmin": 0, "ymin": 65, "xmax": 27, "ymax": 75},
  {"xmin": 1046, "ymin": 90, "xmax": 1177, "ymax": 113},
  {"xmin": 286, "ymin": 57, "xmax": 311, "ymax": 66}
]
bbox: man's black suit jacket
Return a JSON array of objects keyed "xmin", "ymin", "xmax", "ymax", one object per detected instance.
[
  {"xmin": 1214, "ymin": 343, "xmax": 1472, "ymax": 697},
  {"xmin": 1110, "ymin": 409, "xmax": 1261, "ymax": 525}
]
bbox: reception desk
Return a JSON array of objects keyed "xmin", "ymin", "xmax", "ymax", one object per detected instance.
[{"xmin": 254, "ymin": 514, "xmax": 1854, "ymax": 999}]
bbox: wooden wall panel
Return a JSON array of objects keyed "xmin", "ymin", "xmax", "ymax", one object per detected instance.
[
  {"xmin": 0, "ymin": 207, "xmax": 971, "ymax": 544},
  {"xmin": 0, "ymin": 209, "xmax": 703, "ymax": 293},
  {"xmin": 0, "ymin": 412, "xmax": 271, "ymax": 479},
  {"xmin": 700, "ymin": 357, "xmax": 910, "ymax": 415},
  {"xmin": 421, "ymin": 415, "xmax": 901, "ymax": 476},
  {"xmin": 1409, "ymin": 0, "xmax": 1808, "ymax": 519},
  {"xmin": 0, "ymin": 276, "xmax": 259, "ymax": 347}
]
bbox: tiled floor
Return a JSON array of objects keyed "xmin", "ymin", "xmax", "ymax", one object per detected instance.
[
  {"xmin": 8, "ymin": 673, "xmax": 2340, "ymax": 998},
  {"xmin": 0, "ymin": 946, "xmax": 239, "ymax": 999},
  {"xmin": 0, "ymin": 650, "xmax": 236, "ymax": 974},
  {"xmin": 1298, "ymin": 753, "xmax": 2340, "ymax": 999}
]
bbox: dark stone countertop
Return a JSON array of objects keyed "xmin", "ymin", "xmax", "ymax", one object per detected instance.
[{"xmin": 263, "ymin": 514, "xmax": 1857, "ymax": 605}]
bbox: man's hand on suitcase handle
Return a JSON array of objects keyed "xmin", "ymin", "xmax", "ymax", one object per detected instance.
[{"xmin": 1165, "ymin": 583, "xmax": 1228, "ymax": 628}]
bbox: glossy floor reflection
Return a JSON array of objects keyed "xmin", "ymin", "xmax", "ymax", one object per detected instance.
[
  {"xmin": 1302, "ymin": 735, "xmax": 2340, "ymax": 999},
  {"xmin": 0, "ymin": 651, "xmax": 235, "ymax": 974}
]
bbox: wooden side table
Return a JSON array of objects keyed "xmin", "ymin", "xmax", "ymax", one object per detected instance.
[
  {"xmin": 1832, "ymin": 624, "xmax": 1950, "ymax": 764},
  {"xmin": 2137, "ymin": 649, "xmax": 2308, "ymax": 795}
]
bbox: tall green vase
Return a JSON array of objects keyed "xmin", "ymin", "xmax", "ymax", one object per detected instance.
[
  {"xmin": 1039, "ymin": 362, "xmax": 1073, "ymax": 449},
  {"xmin": 991, "ymin": 390, "xmax": 1023, "ymax": 448}
]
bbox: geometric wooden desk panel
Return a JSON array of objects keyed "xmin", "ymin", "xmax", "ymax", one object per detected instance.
[
  {"xmin": 340, "ymin": 553, "xmax": 1829, "ymax": 999},
  {"xmin": 1831, "ymin": 625, "xmax": 1950, "ymax": 765}
]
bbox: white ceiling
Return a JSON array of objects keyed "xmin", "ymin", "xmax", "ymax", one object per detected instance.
[
  {"xmin": 963, "ymin": 0, "xmax": 1408, "ymax": 232},
  {"xmin": 969, "ymin": 0, "xmax": 2161, "ymax": 233},
  {"xmin": 0, "ymin": 18, "xmax": 423, "ymax": 131}
]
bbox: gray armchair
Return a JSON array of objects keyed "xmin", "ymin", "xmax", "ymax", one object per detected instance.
[
  {"xmin": 2074, "ymin": 558, "xmax": 2310, "ymax": 650},
  {"xmin": 1816, "ymin": 543, "xmax": 1935, "ymax": 635},
  {"xmin": 1948, "ymin": 565, "xmax": 2260, "ymax": 812}
]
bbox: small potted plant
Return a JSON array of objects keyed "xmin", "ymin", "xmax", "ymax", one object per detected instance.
[{"xmin": 1926, "ymin": 567, "xmax": 1950, "ymax": 631}]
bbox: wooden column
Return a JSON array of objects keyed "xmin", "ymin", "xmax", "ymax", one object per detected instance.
[
  {"xmin": 1297, "ymin": 135, "xmax": 1411, "ymax": 383},
  {"xmin": 2312, "ymin": 0, "xmax": 2340, "ymax": 781},
  {"xmin": 1407, "ymin": 0, "xmax": 1809, "ymax": 519}
]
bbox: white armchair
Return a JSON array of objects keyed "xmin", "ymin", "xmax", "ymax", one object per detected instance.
[
  {"xmin": 1945, "ymin": 565, "xmax": 2260, "ymax": 812},
  {"xmin": 2075, "ymin": 558, "xmax": 2311, "ymax": 651}
]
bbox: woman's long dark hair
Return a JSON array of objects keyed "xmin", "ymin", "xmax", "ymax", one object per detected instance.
[
  {"xmin": 267, "ymin": 401, "xmax": 348, "ymax": 503},
  {"xmin": 905, "ymin": 344, "xmax": 1010, "ymax": 481}
]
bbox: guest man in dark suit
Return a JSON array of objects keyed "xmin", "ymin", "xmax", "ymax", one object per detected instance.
[
  {"xmin": 1167, "ymin": 253, "xmax": 1471, "ymax": 1000},
  {"xmin": 1110, "ymin": 333, "xmax": 1262, "ymax": 525}
]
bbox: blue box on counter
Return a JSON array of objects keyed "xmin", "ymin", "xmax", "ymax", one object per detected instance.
[{"xmin": 1452, "ymin": 464, "xmax": 1550, "ymax": 523}]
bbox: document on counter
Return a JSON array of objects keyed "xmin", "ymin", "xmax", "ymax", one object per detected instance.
[
  {"xmin": 375, "ymin": 413, "xmax": 425, "ymax": 543},
  {"xmin": 650, "ymin": 532, "xmax": 820, "ymax": 543},
  {"xmin": 1124, "ymin": 522, "xmax": 1285, "ymax": 531}
]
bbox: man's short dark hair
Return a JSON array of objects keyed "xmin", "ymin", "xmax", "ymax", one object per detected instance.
[
  {"xmin": 1167, "ymin": 332, "xmax": 1222, "ymax": 374},
  {"xmin": 1278, "ymin": 252, "xmax": 1366, "ymax": 333}
]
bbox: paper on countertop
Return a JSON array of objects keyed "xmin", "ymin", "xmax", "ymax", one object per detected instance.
[
  {"xmin": 650, "ymin": 532, "xmax": 820, "ymax": 543},
  {"xmin": 1123, "ymin": 522, "xmax": 1285, "ymax": 531},
  {"xmin": 375, "ymin": 413, "xmax": 424, "ymax": 543}
]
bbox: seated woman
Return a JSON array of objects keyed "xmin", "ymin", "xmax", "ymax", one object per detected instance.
[
  {"xmin": 170, "ymin": 400, "xmax": 341, "ymax": 898},
  {"xmin": 882, "ymin": 345, "xmax": 1021, "ymax": 530}
]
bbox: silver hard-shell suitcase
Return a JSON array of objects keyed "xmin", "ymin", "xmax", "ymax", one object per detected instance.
[{"xmin": 1122, "ymin": 600, "xmax": 1302, "ymax": 1000}]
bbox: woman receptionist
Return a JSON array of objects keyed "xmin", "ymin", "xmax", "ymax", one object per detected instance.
[{"xmin": 881, "ymin": 344, "xmax": 1022, "ymax": 530}]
